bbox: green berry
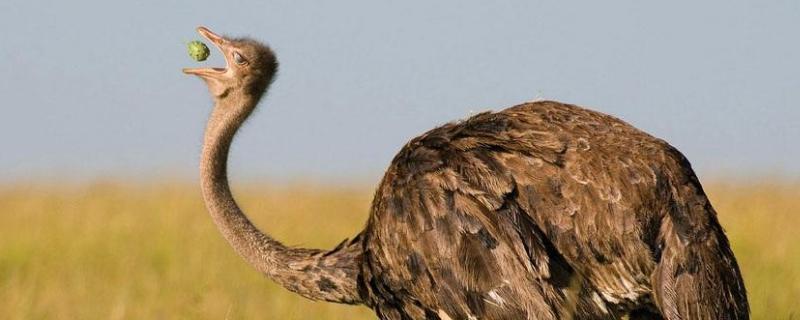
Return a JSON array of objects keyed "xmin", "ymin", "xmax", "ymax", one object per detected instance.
[{"xmin": 187, "ymin": 41, "xmax": 210, "ymax": 62}]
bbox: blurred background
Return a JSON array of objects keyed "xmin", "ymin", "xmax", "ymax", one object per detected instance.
[{"xmin": 1, "ymin": 1, "xmax": 797, "ymax": 319}]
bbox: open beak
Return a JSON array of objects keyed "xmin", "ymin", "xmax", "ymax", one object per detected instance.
[{"xmin": 182, "ymin": 26, "xmax": 231, "ymax": 79}]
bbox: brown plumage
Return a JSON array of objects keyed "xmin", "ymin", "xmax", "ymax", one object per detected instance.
[{"xmin": 184, "ymin": 27, "xmax": 748, "ymax": 319}]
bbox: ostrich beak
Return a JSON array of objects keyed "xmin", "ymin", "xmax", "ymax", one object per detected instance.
[{"xmin": 183, "ymin": 26, "xmax": 232, "ymax": 79}]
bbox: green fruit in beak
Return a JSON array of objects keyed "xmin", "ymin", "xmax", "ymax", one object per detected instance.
[{"xmin": 187, "ymin": 40, "xmax": 210, "ymax": 62}]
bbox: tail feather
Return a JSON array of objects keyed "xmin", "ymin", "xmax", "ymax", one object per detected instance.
[{"xmin": 651, "ymin": 179, "xmax": 748, "ymax": 319}]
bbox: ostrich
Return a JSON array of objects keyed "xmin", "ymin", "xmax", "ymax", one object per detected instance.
[{"xmin": 183, "ymin": 26, "xmax": 748, "ymax": 320}]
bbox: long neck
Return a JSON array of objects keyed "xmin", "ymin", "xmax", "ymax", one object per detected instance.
[{"xmin": 200, "ymin": 94, "xmax": 363, "ymax": 304}]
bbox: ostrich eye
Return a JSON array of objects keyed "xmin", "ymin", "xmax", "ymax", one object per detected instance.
[{"xmin": 233, "ymin": 52, "xmax": 247, "ymax": 65}]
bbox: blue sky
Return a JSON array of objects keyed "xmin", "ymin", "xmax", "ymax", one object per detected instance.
[{"xmin": 1, "ymin": 1, "xmax": 798, "ymax": 182}]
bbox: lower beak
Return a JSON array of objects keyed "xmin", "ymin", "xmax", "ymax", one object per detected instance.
[{"xmin": 182, "ymin": 67, "xmax": 225, "ymax": 77}]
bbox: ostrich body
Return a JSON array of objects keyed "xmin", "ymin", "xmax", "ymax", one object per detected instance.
[{"xmin": 184, "ymin": 27, "xmax": 748, "ymax": 319}]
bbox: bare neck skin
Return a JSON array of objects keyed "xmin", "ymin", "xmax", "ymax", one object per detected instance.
[
  {"xmin": 199, "ymin": 91, "xmax": 362, "ymax": 304},
  {"xmin": 200, "ymin": 93, "xmax": 267, "ymax": 271}
]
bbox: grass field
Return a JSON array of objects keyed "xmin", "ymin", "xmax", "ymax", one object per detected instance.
[{"xmin": 0, "ymin": 179, "xmax": 797, "ymax": 319}]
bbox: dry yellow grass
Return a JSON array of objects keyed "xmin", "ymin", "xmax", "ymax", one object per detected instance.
[{"xmin": 0, "ymin": 179, "xmax": 797, "ymax": 319}]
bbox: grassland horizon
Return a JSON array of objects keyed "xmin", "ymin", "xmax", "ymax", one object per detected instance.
[{"xmin": 1, "ymin": 178, "xmax": 798, "ymax": 319}]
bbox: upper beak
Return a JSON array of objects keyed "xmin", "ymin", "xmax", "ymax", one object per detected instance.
[
  {"xmin": 197, "ymin": 26, "xmax": 226, "ymax": 48},
  {"xmin": 182, "ymin": 26, "xmax": 230, "ymax": 78}
]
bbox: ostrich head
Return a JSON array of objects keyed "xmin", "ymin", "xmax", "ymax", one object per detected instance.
[{"xmin": 183, "ymin": 26, "xmax": 278, "ymax": 101}]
